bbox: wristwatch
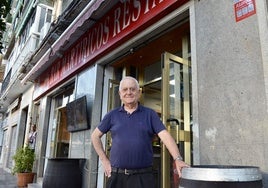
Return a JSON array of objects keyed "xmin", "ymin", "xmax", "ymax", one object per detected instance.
[{"xmin": 174, "ymin": 156, "xmax": 183, "ymax": 161}]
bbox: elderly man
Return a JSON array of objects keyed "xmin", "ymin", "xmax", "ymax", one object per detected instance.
[{"xmin": 91, "ymin": 76, "xmax": 189, "ymax": 188}]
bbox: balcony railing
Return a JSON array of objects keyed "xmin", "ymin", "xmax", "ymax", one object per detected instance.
[
  {"xmin": 1, "ymin": 69, "xmax": 11, "ymax": 96},
  {"xmin": 0, "ymin": 31, "xmax": 40, "ymax": 97}
]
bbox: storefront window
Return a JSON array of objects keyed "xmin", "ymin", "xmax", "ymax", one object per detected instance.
[{"xmin": 48, "ymin": 86, "xmax": 74, "ymax": 158}]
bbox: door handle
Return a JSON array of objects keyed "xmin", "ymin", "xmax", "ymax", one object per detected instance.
[{"xmin": 167, "ymin": 118, "xmax": 179, "ymax": 125}]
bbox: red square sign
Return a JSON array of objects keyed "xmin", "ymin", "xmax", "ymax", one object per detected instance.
[{"xmin": 234, "ymin": 0, "xmax": 256, "ymax": 22}]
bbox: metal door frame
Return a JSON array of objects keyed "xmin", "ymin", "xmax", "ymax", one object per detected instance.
[{"xmin": 161, "ymin": 37, "xmax": 191, "ymax": 188}]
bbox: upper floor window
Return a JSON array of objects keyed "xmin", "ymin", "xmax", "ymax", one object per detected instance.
[
  {"xmin": 20, "ymin": 12, "xmax": 35, "ymax": 46},
  {"xmin": 38, "ymin": 5, "xmax": 53, "ymax": 32},
  {"xmin": 18, "ymin": 4, "xmax": 53, "ymax": 48}
]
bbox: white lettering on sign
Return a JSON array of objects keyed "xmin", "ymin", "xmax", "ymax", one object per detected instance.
[{"xmin": 113, "ymin": 0, "xmax": 164, "ymax": 37}]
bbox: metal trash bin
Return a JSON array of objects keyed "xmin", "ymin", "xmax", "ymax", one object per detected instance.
[
  {"xmin": 43, "ymin": 158, "xmax": 86, "ymax": 188},
  {"xmin": 179, "ymin": 165, "xmax": 262, "ymax": 188}
]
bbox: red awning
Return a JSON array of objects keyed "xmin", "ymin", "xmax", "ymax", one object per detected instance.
[{"xmin": 21, "ymin": 0, "xmax": 118, "ymax": 84}]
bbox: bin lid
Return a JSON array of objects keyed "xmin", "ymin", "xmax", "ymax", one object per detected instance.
[{"xmin": 181, "ymin": 165, "xmax": 262, "ymax": 182}]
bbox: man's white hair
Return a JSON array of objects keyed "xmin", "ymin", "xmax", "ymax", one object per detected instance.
[{"xmin": 119, "ymin": 76, "xmax": 140, "ymax": 91}]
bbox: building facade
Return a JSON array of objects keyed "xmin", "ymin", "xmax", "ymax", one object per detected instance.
[{"xmin": 1, "ymin": 0, "xmax": 268, "ymax": 188}]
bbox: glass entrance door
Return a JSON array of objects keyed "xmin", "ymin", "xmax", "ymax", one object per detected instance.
[
  {"xmin": 108, "ymin": 24, "xmax": 191, "ymax": 187},
  {"xmin": 107, "ymin": 50, "xmax": 192, "ymax": 187},
  {"xmin": 107, "ymin": 50, "xmax": 192, "ymax": 188},
  {"xmin": 161, "ymin": 51, "xmax": 191, "ymax": 188}
]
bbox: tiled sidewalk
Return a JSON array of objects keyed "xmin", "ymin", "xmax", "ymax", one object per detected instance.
[{"xmin": 0, "ymin": 165, "xmax": 18, "ymax": 188}]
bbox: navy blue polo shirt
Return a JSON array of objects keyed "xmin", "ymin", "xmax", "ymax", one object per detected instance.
[{"xmin": 98, "ymin": 105, "xmax": 166, "ymax": 169}]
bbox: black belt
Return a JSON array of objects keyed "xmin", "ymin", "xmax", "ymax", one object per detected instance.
[{"xmin": 111, "ymin": 167, "xmax": 153, "ymax": 175}]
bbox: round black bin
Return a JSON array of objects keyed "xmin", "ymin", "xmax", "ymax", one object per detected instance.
[
  {"xmin": 179, "ymin": 165, "xmax": 262, "ymax": 188},
  {"xmin": 43, "ymin": 158, "xmax": 86, "ymax": 188}
]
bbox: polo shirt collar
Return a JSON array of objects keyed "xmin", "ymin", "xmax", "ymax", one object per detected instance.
[{"xmin": 119, "ymin": 103, "xmax": 143, "ymax": 113}]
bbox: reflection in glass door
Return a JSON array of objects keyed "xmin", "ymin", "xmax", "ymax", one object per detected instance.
[
  {"xmin": 55, "ymin": 107, "xmax": 70, "ymax": 158},
  {"xmin": 142, "ymin": 77, "xmax": 162, "ymax": 188},
  {"xmin": 105, "ymin": 79, "xmax": 121, "ymax": 156},
  {"xmin": 49, "ymin": 107, "xmax": 70, "ymax": 158},
  {"xmin": 104, "ymin": 79, "xmax": 121, "ymax": 187},
  {"xmin": 161, "ymin": 51, "xmax": 192, "ymax": 188}
]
